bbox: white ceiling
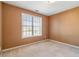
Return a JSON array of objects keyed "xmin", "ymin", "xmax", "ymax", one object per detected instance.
[{"xmin": 3, "ymin": 1, "xmax": 79, "ymax": 16}]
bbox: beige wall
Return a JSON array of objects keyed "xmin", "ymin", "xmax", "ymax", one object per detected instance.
[
  {"xmin": 2, "ymin": 3, "xmax": 48, "ymax": 49},
  {"xmin": 49, "ymin": 7, "xmax": 79, "ymax": 46},
  {"xmin": 0, "ymin": 2, "xmax": 2, "ymax": 51}
]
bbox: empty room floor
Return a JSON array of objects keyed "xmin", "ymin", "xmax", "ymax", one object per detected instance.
[{"xmin": 1, "ymin": 40, "xmax": 79, "ymax": 57}]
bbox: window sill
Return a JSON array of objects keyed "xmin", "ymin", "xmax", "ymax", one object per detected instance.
[{"xmin": 22, "ymin": 35, "xmax": 42, "ymax": 39}]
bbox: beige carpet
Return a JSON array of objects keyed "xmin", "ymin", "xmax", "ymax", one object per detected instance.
[{"xmin": 1, "ymin": 40, "xmax": 79, "ymax": 57}]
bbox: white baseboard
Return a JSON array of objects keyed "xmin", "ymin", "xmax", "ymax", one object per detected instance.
[
  {"xmin": 50, "ymin": 39, "xmax": 79, "ymax": 49},
  {"xmin": 2, "ymin": 40, "xmax": 46, "ymax": 52}
]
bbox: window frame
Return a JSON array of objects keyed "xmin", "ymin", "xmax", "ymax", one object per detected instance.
[{"xmin": 21, "ymin": 13, "xmax": 42, "ymax": 39}]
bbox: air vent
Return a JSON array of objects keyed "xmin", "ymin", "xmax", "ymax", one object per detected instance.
[{"xmin": 35, "ymin": 10, "xmax": 39, "ymax": 12}]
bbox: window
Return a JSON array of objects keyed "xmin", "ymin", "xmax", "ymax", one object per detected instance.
[{"xmin": 22, "ymin": 13, "xmax": 42, "ymax": 38}]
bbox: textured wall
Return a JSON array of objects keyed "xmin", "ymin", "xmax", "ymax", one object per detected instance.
[
  {"xmin": 2, "ymin": 3, "xmax": 48, "ymax": 49},
  {"xmin": 49, "ymin": 7, "xmax": 79, "ymax": 46}
]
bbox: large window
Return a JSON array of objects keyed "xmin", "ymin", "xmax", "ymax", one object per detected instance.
[{"xmin": 22, "ymin": 13, "xmax": 42, "ymax": 38}]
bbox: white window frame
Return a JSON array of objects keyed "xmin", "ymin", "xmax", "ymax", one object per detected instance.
[{"xmin": 21, "ymin": 13, "xmax": 42, "ymax": 39}]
